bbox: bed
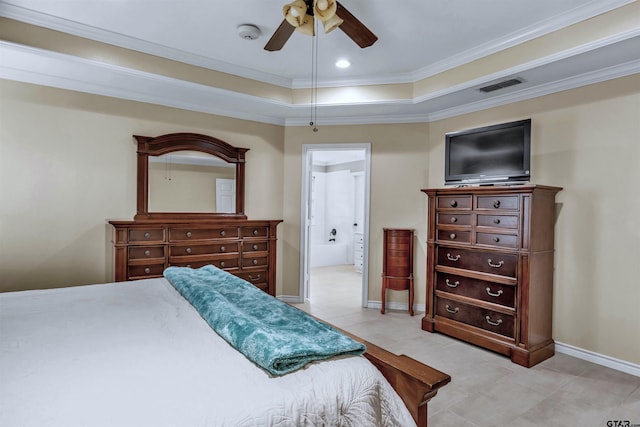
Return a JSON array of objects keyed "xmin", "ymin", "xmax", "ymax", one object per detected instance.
[{"xmin": 0, "ymin": 266, "xmax": 450, "ymax": 427}]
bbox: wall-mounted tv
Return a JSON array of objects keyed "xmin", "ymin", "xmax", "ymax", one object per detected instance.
[{"xmin": 445, "ymin": 119, "xmax": 531, "ymax": 185}]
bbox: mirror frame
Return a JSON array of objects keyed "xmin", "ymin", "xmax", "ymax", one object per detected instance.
[{"xmin": 134, "ymin": 132, "xmax": 248, "ymax": 220}]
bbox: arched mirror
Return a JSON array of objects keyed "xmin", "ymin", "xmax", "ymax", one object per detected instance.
[{"xmin": 134, "ymin": 133, "xmax": 248, "ymax": 220}]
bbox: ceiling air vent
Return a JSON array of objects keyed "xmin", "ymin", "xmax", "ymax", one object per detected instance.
[{"xmin": 478, "ymin": 78, "xmax": 524, "ymax": 93}]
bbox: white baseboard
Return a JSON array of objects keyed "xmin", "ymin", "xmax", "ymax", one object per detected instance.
[
  {"xmin": 555, "ymin": 341, "xmax": 640, "ymax": 377},
  {"xmin": 277, "ymin": 295, "xmax": 303, "ymax": 304}
]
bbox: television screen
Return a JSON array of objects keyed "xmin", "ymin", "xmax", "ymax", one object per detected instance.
[{"xmin": 445, "ymin": 119, "xmax": 531, "ymax": 185}]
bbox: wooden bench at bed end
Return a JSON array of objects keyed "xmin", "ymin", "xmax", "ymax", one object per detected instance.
[{"xmin": 343, "ymin": 331, "xmax": 451, "ymax": 427}]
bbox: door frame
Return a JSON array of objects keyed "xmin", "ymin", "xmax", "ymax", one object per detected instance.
[{"xmin": 299, "ymin": 143, "xmax": 371, "ymax": 307}]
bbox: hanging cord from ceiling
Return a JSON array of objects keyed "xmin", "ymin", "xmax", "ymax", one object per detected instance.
[{"xmin": 310, "ymin": 18, "xmax": 319, "ymax": 132}]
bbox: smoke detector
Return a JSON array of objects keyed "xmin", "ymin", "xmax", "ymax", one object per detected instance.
[{"xmin": 237, "ymin": 24, "xmax": 261, "ymax": 41}]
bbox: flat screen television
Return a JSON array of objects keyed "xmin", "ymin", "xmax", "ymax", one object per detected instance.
[{"xmin": 445, "ymin": 119, "xmax": 531, "ymax": 185}]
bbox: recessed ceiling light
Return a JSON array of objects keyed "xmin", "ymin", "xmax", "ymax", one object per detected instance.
[{"xmin": 335, "ymin": 59, "xmax": 351, "ymax": 69}]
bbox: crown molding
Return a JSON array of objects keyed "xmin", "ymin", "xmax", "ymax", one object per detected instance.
[
  {"xmin": 408, "ymin": 0, "xmax": 638, "ymax": 82},
  {"xmin": 2, "ymin": 0, "xmax": 635, "ymax": 90},
  {"xmin": 2, "ymin": 38, "xmax": 638, "ymax": 127},
  {"xmin": 413, "ymin": 29, "xmax": 640, "ymax": 105},
  {"xmin": 0, "ymin": 41, "xmax": 289, "ymax": 125},
  {"xmin": 426, "ymin": 58, "xmax": 640, "ymax": 122},
  {"xmin": 0, "ymin": 2, "xmax": 294, "ymax": 89}
]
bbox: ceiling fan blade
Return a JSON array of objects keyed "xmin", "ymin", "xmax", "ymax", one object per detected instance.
[
  {"xmin": 264, "ymin": 19, "xmax": 296, "ymax": 51},
  {"xmin": 335, "ymin": 2, "xmax": 377, "ymax": 48}
]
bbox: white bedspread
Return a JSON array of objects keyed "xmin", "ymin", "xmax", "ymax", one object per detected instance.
[{"xmin": 0, "ymin": 278, "xmax": 416, "ymax": 427}]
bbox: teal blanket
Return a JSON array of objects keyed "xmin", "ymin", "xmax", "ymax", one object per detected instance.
[{"xmin": 163, "ymin": 265, "xmax": 365, "ymax": 376}]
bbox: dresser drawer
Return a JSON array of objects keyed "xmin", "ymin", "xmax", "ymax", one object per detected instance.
[
  {"xmin": 436, "ymin": 273, "xmax": 515, "ymax": 308},
  {"xmin": 169, "ymin": 259, "xmax": 212, "ymax": 269},
  {"xmin": 170, "ymin": 242, "xmax": 239, "ymax": 257},
  {"xmin": 476, "ymin": 195, "xmax": 519, "ymax": 211},
  {"xmin": 129, "ymin": 228, "xmax": 164, "ymax": 243},
  {"xmin": 437, "ymin": 229, "xmax": 471, "ymax": 244},
  {"xmin": 437, "ymin": 247, "xmax": 517, "ymax": 278},
  {"xmin": 241, "ymin": 226, "xmax": 269, "ymax": 238},
  {"xmin": 242, "ymin": 241, "xmax": 268, "ymax": 253},
  {"xmin": 235, "ymin": 270, "xmax": 268, "ymax": 287},
  {"xmin": 437, "ymin": 195, "xmax": 472, "ymax": 210},
  {"xmin": 477, "ymin": 214, "xmax": 519, "ymax": 229},
  {"xmin": 476, "ymin": 232, "xmax": 518, "ymax": 249},
  {"xmin": 242, "ymin": 255, "xmax": 268, "ymax": 268},
  {"xmin": 437, "ymin": 213, "xmax": 472, "ymax": 226},
  {"xmin": 436, "ymin": 297, "xmax": 515, "ymax": 338},
  {"xmin": 128, "ymin": 263, "xmax": 165, "ymax": 278},
  {"xmin": 211, "ymin": 258, "xmax": 239, "ymax": 270},
  {"xmin": 128, "ymin": 245, "xmax": 165, "ymax": 260},
  {"xmin": 169, "ymin": 227, "xmax": 238, "ymax": 241}
]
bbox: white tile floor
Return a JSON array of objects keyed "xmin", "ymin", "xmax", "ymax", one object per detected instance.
[{"xmin": 294, "ymin": 265, "xmax": 640, "ymax": 427}]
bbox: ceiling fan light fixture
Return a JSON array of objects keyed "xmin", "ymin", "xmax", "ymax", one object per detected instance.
[
  {"xmin": 295, "ymin": 14, "xmax": 316, "ymax": 36},
  {"xmin": 283, "ymin": 0, "xmax": 307, "ymax": 27},
  {"xmin": 313, "ymin": 0, "xmax": 343, "ymax": 33},
  {"xmin": 335, "ymin": 59, "xmax": 350, "ymax": 68}
]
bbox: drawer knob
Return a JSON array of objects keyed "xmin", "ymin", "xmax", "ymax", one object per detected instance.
[
  {"xmin": 253, "ymin": 229, "xmax": 259, "ymax": 236},
  {"xmin": 144, "ymin": 268, "xmax": 151, "ymax": 274},
  {"xmin": 252, "ymin": 259, "xmax": 259, "ymax": 265},
  {"xmin": 450, "ymin": 217, "xmax": 458, "ymax": 223},
  {"xmin": 144, "ymin": 232, "xmax": 151, "ymax": 239},
  {"xmin": 446, "ymin": 253, "xmax": 461, "ymax": 262},
  {"xmin": 486, "ymin": 287, "xmax": 504, "ymax": 297},
  {"xmin": 450, "ymin": 233, "xmax": 457, "ymax": 240},
  {"xmin": 253, "ymin": 244, "xmax": 259, "ymax": 250},
  {"xmin": 485, "ymin": 316, "xmax": 503, "ymax": 326},
  {"xmin": 493, "ymin": 237, "xmax": 500, "ymax": 243},
  {"xmin": 220, "ymin": 230, "xmax": 226, "ymax": 236},
  {"xmin": 185, "ymin": 231, "xmax": 192, "ymax": 238},
  {"xmin": 144, "ymin": 250, "xmax": 151, "ymax": 257},
  {"xmin": 220, "ymin": 261, "xmax": 226, "ymax": 268},
  {"xmin": 487, "ymin": 259, "xmax": 504, "ymax": 268},
  {"xmin": 450, "ymin": 200, "xmax": 458, "ymax": 208},
  {"xmin": 493, "ymin": 200, "xmax": 501, "ymax": 208},
  {"xmin": 220, "ymin": 246, "xmax": 226, "ymax": 253},
  {"xmin": 445, "ymin": 279, "xmax": 459, "ymax": 288},
  {"xmin": 493, "ymin": 218, "xmax": 501, "ymax": 224},
  {"xmin": 185, "ymin": 247, "xmax": 192, "ymax": 254},
  {"xmin": 445, "ymin": 305, "xmax": 459, "ymax": 314},
  {"xmin": 248, "ymin": 274, "xmax": 261, "ymax": 281}
]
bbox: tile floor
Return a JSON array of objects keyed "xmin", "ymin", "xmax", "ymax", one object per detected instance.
[{"xmin": 294, "ymin": 265, "xmax": 640, "ymax": 427}]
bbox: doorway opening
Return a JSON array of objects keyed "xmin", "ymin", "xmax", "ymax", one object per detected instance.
[{"xmin": 300, "ymin": 144, "xmax": 371, "ymax": 307}]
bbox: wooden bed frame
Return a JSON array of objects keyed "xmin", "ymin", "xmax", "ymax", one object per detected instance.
[{"xmin": 338, "ymin": 327, "xmax": 450, "ymax": 427}]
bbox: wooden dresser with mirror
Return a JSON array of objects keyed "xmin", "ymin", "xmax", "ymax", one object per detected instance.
[{"xmin": 109, "ymin": 133, "xmax": 282, "ymax": 296}]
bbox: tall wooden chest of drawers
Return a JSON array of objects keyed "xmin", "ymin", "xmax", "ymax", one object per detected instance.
[
  {"xmin": 381, "ymin": 228, "xmax": 415, "ymax": 315},
  {"xmin": 109, "ymin": 219, "xmax": 282, "ymax": 296},
  {"xmin": 421, "ymin": 185, "xmax": 561, "ymax": 367}
]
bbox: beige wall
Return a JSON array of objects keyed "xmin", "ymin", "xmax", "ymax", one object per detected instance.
[
  {"xmin": 2, "ymin": 74, "xmax": 639, "ymax": 364},
  {"xmin": 281, "ymin": 75, "xmax": 640, "ymax": 365},
  {"xmin": 0, "ymin": 79, "xmax": 284, "ymax": 292},
  {"xmin": 282, "ymin": 123, "xmax": 430, "ymax": 304},
  {"xmin": 426, "ymin": 75, "xmax": 640, "ymax": 364}
]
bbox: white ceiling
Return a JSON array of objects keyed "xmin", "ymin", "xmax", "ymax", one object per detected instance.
[{"xmin": 1, "ymin": 0, "xmax": 638, "ymax": 125}]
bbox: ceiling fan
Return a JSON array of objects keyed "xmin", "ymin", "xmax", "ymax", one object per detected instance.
[{"xmin": 264, "ymin": 0, "xmax": 378, "ymax": 51}]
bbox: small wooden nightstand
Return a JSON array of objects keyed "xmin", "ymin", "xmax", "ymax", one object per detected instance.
[{"xmin": 381, "ymin": 228, "xmax": 415, "ymax": 315}]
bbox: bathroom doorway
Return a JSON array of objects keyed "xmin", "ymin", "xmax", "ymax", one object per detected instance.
[{"xmin": 300, "ymin": 144, "xmax": 371, "ymax": 307}]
